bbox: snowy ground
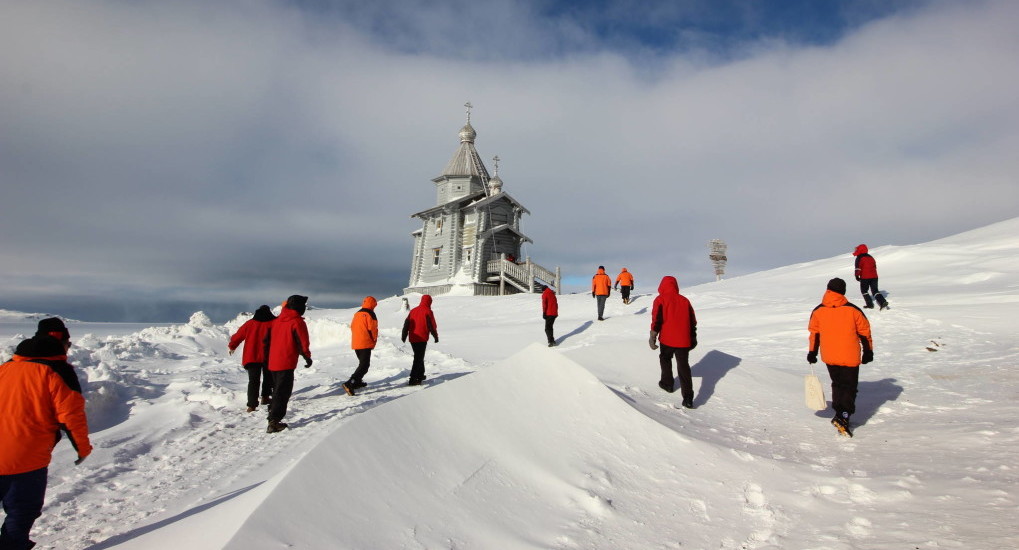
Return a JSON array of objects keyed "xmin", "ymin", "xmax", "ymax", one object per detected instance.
[{"xmin": 1, "ymin": 218, "xmax": 1017, "ymax": 549}]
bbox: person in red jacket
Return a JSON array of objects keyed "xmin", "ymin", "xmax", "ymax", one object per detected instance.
[
  {"xmin": 0, "ymin": 318, "xmax": 92, "ymax": 550},
  {"xmin": 541, "ymin": 286, "xmax": 558, "ymax": 347},
  {"xmin": 401, "ymin": 294, "xmax": 438, "ymax": 386},
  {"xmin": 343, "ymin": 296, "xmax": 379, "ymax": 396},
  {"xmin": 853, "ymin": 244, "xmax": 889, "ymax": 310},
  {"xmin": 264, "ymin": 295, "xmax": 312, "ymax": 433},
  {"xmin": 228, "ymin": 305, "xmax": 276, "ymax": 412},
  {"xmin": 592, "ymin": 266, "xmax": 612, "ymax": 321},
  {"xmin": 649, "ymin": 276, "xmax": 698, "ymax": 408},
  {"xmin": 614, "ymin": 268, "xmax": 635, "ymax": 304},
  {"xmin": 808, "ymin": 278, "xmax": 873, "ymax": 437}
]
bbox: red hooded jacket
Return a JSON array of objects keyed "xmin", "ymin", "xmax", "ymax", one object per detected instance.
[
  {"xmin": 228, "ymin": 308, "xmax": 275, "ymax": 365},
  {"xmin": 267, "ymin": 307, "xmax": 311, "ymax": 371},
  {"xmin": 651, "ymin": 276, "xmax": 697, "ymax": 348},
  {"xmin": 542, "ymin": 287, "xmax": 558, "ymax": 317},
  {"xmin": 402, "ymin": 295, "xmax": 438, "ymax": 344},
  {"xmin": 853, "ymin": 244, "xmax": 878, "ymax": 280}
]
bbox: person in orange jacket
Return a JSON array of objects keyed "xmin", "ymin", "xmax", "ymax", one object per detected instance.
[
  {"xmin": 402, "ymin": 294, "xmax": 438, "ymax": 386},
  {"xmin": 343, "ymin": 296, "xmax": 379, "ymax": 396},
  {"xmin": 228, "ymin": 305, "xmax": 276, "ymax": 412},
  {"xmin": 0, "ymin": 318, "xmax": 92, "ymax": 550},
  {"xmin": 807, "ymin": 278, "xmax": 874, "ymax": 437},
  {"xmin": 649, "ymin": 276, "xmax": 698, "ymax": 408},
  {"xmin": 614, "ymin": 268, "xmax": 635, "ymax": 304},
  {"xmin": 541, "ymin": 286, "xmax": 558, "ymax": 347},
  {"xmin": 592, "ymin": 266, "xmax": 612, "ymax": 321},
  {"xmin": 264, "ymin": 295, "xmax": 312, "ymax": 433}
]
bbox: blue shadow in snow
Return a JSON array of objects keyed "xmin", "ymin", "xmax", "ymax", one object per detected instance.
[
  {"xmin": 812, "ymin": 377, "xmax": 903, "ymax": 427},
  {"xmin": 555, "ymin": 320, "xmax": 593, "ymax": 345},
  {"xmin": 691, "ymin": 350, "xmax": 742, "ymax": 407},
  {"xmin": 85, "ymin": 482, "xmax": 265, "ymax": 549}
]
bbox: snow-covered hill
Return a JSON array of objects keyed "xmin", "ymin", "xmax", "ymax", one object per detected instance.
[{"xmin": 2, "ymin": 218, "xmax": 1017, "ymax": 549}]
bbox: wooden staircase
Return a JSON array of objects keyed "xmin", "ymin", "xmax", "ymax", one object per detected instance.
[{"xmin": 485, "ymin": 255, "xmax": 561, "ymax": 295}]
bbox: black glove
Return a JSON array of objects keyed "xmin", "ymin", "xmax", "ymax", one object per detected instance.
[
  {"xmin": 862, "ymin": 350, "xmax": 873, "ymax": 364},
  {"xmin": 690, "ymin": 337, "xmax": 697, "ymax": 350},
  {"xmin": 75, "ymin": 455, "xmax": 88, "ymax": 466},
  {"xmin": 433, "ymin": 336, "xmax": 439, "ymax": 344},
  {"xmin": 807, "ymin": 351, "xmax": 818, "ymax": 364},
  {"xmin": 592, "ymin": 292, "xmax": 595, "ymax": 298},
  {"xmin": 304, "ymin": 357, "xmax": 313, "ymax": 368}
]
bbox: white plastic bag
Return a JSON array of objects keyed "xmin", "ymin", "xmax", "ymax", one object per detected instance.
[{"xmin": 804, "ymin": 365, "xmax": 827, "ymax": 411}]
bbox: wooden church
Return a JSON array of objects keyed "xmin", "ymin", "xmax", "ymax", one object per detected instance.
[{"xmin": 405, "ymin": 104, "xmax": 560, "ymax": 296}]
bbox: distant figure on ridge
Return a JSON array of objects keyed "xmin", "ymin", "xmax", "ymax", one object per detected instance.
[
  {"xmin": 649, "ymin": 277, "xmax": 698, "ymax": 409},
  {"xmin": 592, "ymin": 266, "xmax": 612, "ymax": 321},
  {"xmin": 853, "ymin": 244, "xmax": 889, "ymax": 310},
  {"xmin": 228, "ymin": 305, "xmax": 276, "ymax": 412},
  {"xmin": 0, "ymin": 318, "xmax": 92, "ymax": 550},
  {"xmin": 615, "ymin": 268, "xmax": 635, "ymax": 304},
  {"xmin": 542, "ymin": 285, "xmax": 558, "ymax": 347},
  {"xmin": 343, "ymin": 296, "xmax": 379, "ymax": 396},
  {"xmin": 265, "ymin": 295, "xmax": 312, "ymax": 433},
  {"xmin": 402, "ymin": 294, "xmax": 438, "ymax": 386},
  {"xmin": 807, "ymin": 277, "xmax": 873, "ymax": 437}
]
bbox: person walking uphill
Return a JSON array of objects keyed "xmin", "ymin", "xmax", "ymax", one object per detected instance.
[
  {"xmin": 0, "ymin": 318, "xmax": 92, "ymax": 550},
  {"xmin": 807, "ymin": 278, "xmax": 874, "ymax": 437},
  {"xmin": 343, "ymin": 296, "xmax": 379, "ymax": 396},
  {"xmin": 592, "ymin": 266, "xmax": 612, "ymax": 321},
  {"xmin": 229, "ymin": 305, "xmax": 276, "ymax": 413},
  {"xmin": 402, "ymin": 295, "xmax": 438, "ymax": 386},
  {"xmin": 264, "ymin": 295, "xmax": 312, "ymax": 433},
  {"xmin": 649, "ymin": 277, "xmax": 698, "ymax": 409},
  {"xmin": 615, "ymin": 268, "xmax": 635, "ymax": 304},
  {"xmin": 853, "ymin": 244, "xmax": 889, "ymax": 310},
  {"xmin": 542, "ymin": 286, "xmax": 558, "ymax": 347}
]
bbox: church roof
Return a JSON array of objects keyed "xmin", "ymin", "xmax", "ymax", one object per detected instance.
[{"xmin": 437, "ymin": 123, "xmax": 491, "ymax": 179}]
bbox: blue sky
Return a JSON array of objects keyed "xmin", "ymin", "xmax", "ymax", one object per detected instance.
[{"xmin": 2, "ymin": 0, "xmax": 1017, "ymax": 322}]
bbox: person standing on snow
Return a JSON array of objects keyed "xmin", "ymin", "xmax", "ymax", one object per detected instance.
[
  {"xmin": 541, "ymin": 285, "xmax": 558, "ymax": 347},
  {"xmin": 0, "ymin": 318, "xmax": 92, "ymax": 550},
  {"xmin": 592, "ymin": 266, "xmax": 612, "ymax": 321},
  {"xmin": 853, "ymin": 244, "xmax": 889, "ymax": 310},
  {"xmin": 401, "ymin": 294, "xmax": 438, "ymax": 386},
  {"xmin": 228, "ymin": 305, "xmax": 276, "ymax": 412},
  {"xmin": 264, "ymin": 295, "xmax": 312, "ymax": 433},
  {"xmin": 649, "ymin": 277, "xmax": 698, "ymax": 409},
  {"xmin": 343, "ymin": 296, "xmax": 379, "ymax": 396},
  {"xmin": 614, "ymin": 268, "xmax": 635, "ymax": 304},
  {"xmin": 807, "ymin": 277, "xmax": 874, "ymax": 437}
]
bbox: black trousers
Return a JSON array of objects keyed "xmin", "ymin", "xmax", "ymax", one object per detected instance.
[
  {"xmin": 544, "ymin": 315, "xmax": 556, "ymax": 344},
  {"xmin": 826, "ymin": 364, "xmax": 859, "ymax": 417},
  {"xmin": 268, "ymin": 369, "xmax": 295, "ymax": 422},
  {"xmin": 410, "ymin": 342, "xmax": 428, "ymax": 382},
  {"xmin": 244, "ymin": 362, "xmax": 273, "ymax": 408},
  {"xmin": 620, "ymin": 285, "xmax": 632, "ymax": 301},
  {"xmin": 0, "ymin": 466, "xmax": 47, "ymax": 550},
  {"xmin": 659, "ymin": 345, "xmax": 694, "ymax": 401},
  {"xmin": 859, "ymin": 278, "xmax": 887, "ymax": 307},
  {"xmin": 350, "ymin": 349, "xmax": 372, "ymax": 384}
]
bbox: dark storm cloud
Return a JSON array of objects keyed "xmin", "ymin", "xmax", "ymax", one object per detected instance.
[{"xmin": 1, "ymin": 0, "xmax": 1017, "ymax": 320}]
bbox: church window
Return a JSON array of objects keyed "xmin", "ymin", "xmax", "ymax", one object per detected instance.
[
  {"xmin": 463, "ymin": 247, "xmax": 473, "ymax": 264},
  {"xmin": 435, "ymin": 218, "xmax": 443, "ymax": 234},
  {"xmin": 432, "ymin": 247, "xmax": 442, "ymax": 267}
]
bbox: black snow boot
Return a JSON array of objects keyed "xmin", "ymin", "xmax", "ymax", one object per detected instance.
[
  {"xmin": 267, "ymin": 420, "xmax": 288, "ymax": 433},
  {"xmin": 876, "ymin": 294, "xmax": 889, "ymax": 310},
  {"xmin": 342, "ymin": 382, "xmax": 356, "ymax": 396},
  {"xmin": 831, "ymin": 413, "xmax": 853, "ymax": 437},
  {"xmin": 862, "ymin": 294, "xmax": 874, "ymax": 309}
]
